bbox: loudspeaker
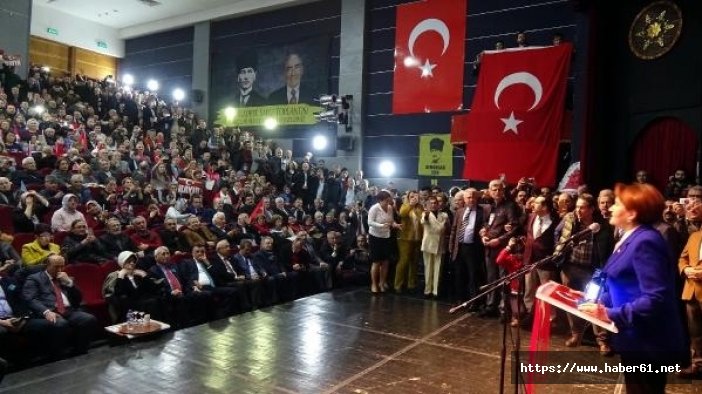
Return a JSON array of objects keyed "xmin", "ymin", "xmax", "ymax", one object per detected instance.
[
  {"xmin": 192, "ymin": 89, "xmax": 204, "ymax": 103},
  {"xmin": 337, "ymin": 135, "xmax": 354, "ymax": 151}
]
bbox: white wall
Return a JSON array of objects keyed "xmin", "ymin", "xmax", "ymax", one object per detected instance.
[{"xmin": 30, "ymin": 5, "xmax": 124, "ymax": 58}]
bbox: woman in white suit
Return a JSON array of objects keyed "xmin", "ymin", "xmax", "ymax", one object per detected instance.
[{"xmin": 421, "ymin": 196, "xmax": 448, "ymax": 298}]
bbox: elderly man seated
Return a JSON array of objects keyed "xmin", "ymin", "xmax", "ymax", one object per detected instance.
[
  {"xmin": 22, "ymin": 255, "xmax": 98, "ymax": 356},
  {"xmin": 11, "ymin": 156, "xmax": 43, "ymax": 186}
]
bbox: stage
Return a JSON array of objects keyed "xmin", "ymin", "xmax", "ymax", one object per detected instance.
[{"xmin": 0, "ymin": 288, "xmax": 697, "ymax": 393}]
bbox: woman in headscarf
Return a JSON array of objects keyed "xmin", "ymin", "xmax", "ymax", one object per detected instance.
[{"xmin": 50, "ymin": 194, "xmax": 86, "ymax": 232}]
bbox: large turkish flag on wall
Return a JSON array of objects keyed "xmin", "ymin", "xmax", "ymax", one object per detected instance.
[
  {"xmin": 392, "ymin": 0, "xmax": 467, "ymax": 114},
  {"xmin": 463, "ymin": 44, "xmax": 573, "ymax": 185}
]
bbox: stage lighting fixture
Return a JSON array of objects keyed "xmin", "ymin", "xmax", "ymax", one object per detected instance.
[
  {"xmin": 147, "ymin": 79, "xmax": 159, "ymax": 91},
  {"xmin": 312, "ymin": 135, "xmax": 328, "ymax": 151},
  {"xmin": 379, "ymin": 160, "xmax": 396, "ymax": 177},
  {"xmin": 122, "ymin": 74, "xmax": 134, "ymax": 85},
  {"xmin": 318, "ymin": 95, "xmax": 338, "ymax": 106},
  {"xmin": 173, "ymin": 88, "xmax": 185, "ymax": 101},
  {"xmin": 263, "ymin": 117, "xmax": 278, "ymax": 130}
]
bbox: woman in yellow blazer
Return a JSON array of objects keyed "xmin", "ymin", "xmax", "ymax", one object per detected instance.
[
  {"xmin": 395, "ymin": 191, "xmax": 423, "ymax": 292},
  {"xmin": 21, "ymin": 225, "xmax": 61, "ymax": 266}
]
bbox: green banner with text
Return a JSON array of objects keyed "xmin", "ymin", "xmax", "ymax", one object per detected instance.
[{"xmin": 215, "ymin": 104, "xmax": 322, "ymax": 127}]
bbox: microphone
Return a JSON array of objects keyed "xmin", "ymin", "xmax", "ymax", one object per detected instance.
[{"xmin": 559, "ymin": 222, "xmax": 600, "ymax": 246}]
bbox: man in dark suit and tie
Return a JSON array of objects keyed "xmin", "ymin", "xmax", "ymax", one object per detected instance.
[
  {"xmin": 180, "ymin": 244, "xmax": 237, "ymax": 318},
  {"xmin": 233, "ymin": 239, "xmax": 276, "ymax": 306},
  {"xmin": 148, "ymin": 246, "xmax": 209, "ymax": 327},
  {"xmin": 449, "ymin": 188, "xmax": 486, "ymax": 307},
  {"xmin": 253, "ymin": 236, "xmax": 297, "ymax": 301},
  {"xmin": 233, "ymin": 51, "xmax": 266, "ymax": 107},
  {"xmin": 267, "ymin": 53, "xmax": 315, "ymax": 105},
  {"xmin": 209, "ymin": 240, "xmax": 253, "ymax": 311},
  {"xmin": 521, "ymin": 196, "xmax": 558, "ymax": 315},
  {"xmin": 1, "ymin": 275, "xmax": 67, "ymax": 362},
  {"xmin": 22, "ymin": 255, "xmax": 97, "ymax": 355}
]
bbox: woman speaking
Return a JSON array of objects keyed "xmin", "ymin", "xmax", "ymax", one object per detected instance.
[{"xmin": 580, "ymin": 183, "xmax": 685, "ymax": 393}]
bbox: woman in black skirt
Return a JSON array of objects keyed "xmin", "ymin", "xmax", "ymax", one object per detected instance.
[{"xmin": 367, "ymin": 190, "xmax": 401, "ymax": 293}]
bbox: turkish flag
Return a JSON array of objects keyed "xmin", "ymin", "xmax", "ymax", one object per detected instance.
[
  {"xmin": 392, "ymin": 0, "xmax": 467, "ymax": 114},
  {"xmin": 462, "ymin": 44, "xmax": 573, "ymax": 185}
]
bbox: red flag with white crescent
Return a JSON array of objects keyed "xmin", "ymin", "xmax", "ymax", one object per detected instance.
[
  {"xmin": 392, "ymin": 0, "xmax": 467, "ymax": 114},
  {"xmin": 462, "ymin": 44, "xmax": 573, "ymax": 185}
]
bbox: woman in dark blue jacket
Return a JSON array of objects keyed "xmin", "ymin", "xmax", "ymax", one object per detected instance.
[{"xmin": 580, "ymin": 183, "xmax": 686, "ymax": 393}]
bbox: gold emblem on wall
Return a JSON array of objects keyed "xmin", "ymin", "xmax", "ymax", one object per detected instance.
[{"xmin": 628, "ymin": 1, "xmax": 683, "ymax": 60}]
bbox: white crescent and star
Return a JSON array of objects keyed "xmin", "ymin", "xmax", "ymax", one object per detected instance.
[
  {"xmin": 407, "ymin": 18, "xmax": 450, "ymax": 78},
  {"xmin": 493, "ymin": 71, "xmax": 544, "ymax": 134}
]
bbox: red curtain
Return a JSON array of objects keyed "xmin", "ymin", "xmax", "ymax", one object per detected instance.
[{"xmin": 631, "ymin": 117, "xmax": 698, "ymax": 192}]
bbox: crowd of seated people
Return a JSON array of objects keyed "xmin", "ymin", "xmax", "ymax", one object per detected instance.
[{"xmin": 0, "ymin": 63, "xmax": 377, "ymax": 368}]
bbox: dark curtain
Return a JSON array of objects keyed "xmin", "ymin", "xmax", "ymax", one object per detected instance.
[{"xmin": 631, "ymin": 117, "xmax": 698, "ymax": 192}]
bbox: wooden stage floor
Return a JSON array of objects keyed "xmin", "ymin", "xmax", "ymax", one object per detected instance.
[{"xmin": 1, "ymin": 288, "xmax": 700, "ymax": 393}]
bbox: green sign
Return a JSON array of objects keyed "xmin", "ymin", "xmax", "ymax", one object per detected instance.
[
  {"xmin": 215, "ymin": 104, "xmax": 322, "ymax": 127},
  {"xmin": 46, "ymin": 27, "xmax": 59, "ymax": 35},
  {"xmin": 97, "ymin": 41, "xmax": 108, "ymax": 49}
]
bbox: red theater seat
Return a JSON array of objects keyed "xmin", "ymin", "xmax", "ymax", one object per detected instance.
[{"xmin": 64, "ymin": 263, "xmax": 110, "ymax": 326}]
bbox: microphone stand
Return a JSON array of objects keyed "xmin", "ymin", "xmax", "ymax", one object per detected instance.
[{"xmin": 449, "ymin": 238, "xmax": 579, "ymax": 394}]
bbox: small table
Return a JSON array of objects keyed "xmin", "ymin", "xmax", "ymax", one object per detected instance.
[{"xmin": 105, "ymin": 320, "xmax": 171, "ymax": 339}]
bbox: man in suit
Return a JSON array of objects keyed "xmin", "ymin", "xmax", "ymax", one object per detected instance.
[
  {"xmin": 267, "ymin": 53, "xmax": 314, "ymax": 105},
  {"xmin": 233, "ymin": 51, "xmax": 266, "ymax": 107},
  {"xmin": 179, "ymin": 244, "xmax": 236, "ymax": 318},
  {"xmin": 449, "ymin": 188, "xmax": 486, "ymax": 307},
  {"xmin": 679, "ymin": 229, "xmax": 702, "ymax": 378},
  {"xmin": 1, "ymin": 275, "xmax": 67, "ymax": 362},
  {"xmin": 521, "ymin": 196, "xmax": 558, "ymax": 315},
  {"xmin": 318, "ymin": 231, "xmax": 348, "ymax": 288},
  {"xmin": 22, "ymin": 255, "xmax": 97, "ymax": 355},
  {"xmin": 148, "ymin": 246, "xmax": 209, "ymax": 327},
  {"xmin": 209, "ymin": 240, "xmax": 253, "ymax": 311},
  {"xmin": 421, "ymin": 196, "xmax": 449, "ymax": 298},
  {"xmin": 233, "ymin": 239, "xmax": 276, "ymax": 306},
  {"xmin": 253, "ymin": 236, "xmax": 297, "ymax": 301}
]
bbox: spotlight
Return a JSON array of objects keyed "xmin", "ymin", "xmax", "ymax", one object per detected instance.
[
  {"xmin": 33, "ymin": 105, "xmax": 45, "ymax": 115},
  {"xmin": 146, "ymin": 79, "xmax": 159, "ymax": 91},
  {"xmin": 122, "ymin": 74, "xmax": 134, "ymax": 85},
  {"xmin": 379, "ymin": 160, "xmax": 396, "ymax": 177},
  {"xmin": 312, "ymin": 135, "xmax": 328, "ymax": 151},
  {"xmin": 263, "ymin": 117, "xmax": 278, "ymax": 130},
  {"xmin": 224, "ymin": 107, "xmax": 237, "ymax": 121},
  {"xmin": 172, "ymin": 88, "xmax": 185, "ymax": 101}
]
